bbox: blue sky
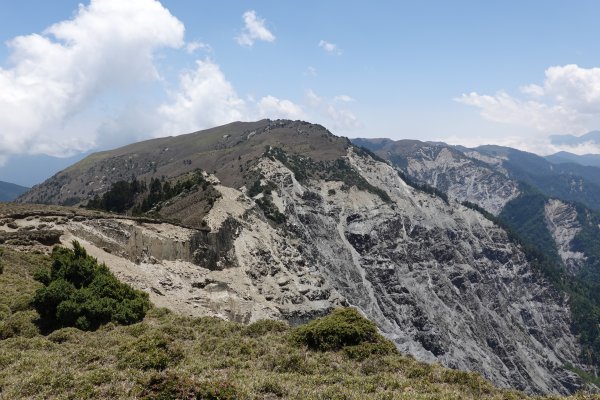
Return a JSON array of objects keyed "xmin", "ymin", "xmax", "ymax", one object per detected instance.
[{"xmin": 2, "ymin": 0, "xmax": 600, "ymax": 185}]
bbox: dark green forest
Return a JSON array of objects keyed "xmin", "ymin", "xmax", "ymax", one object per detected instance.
[{"xmin": 86, "ymin": 171, "xmax": 210, "ymax": 215}]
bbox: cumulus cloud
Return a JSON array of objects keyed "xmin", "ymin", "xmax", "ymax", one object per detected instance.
[
  {"xmin": 157, "ymin": 59, "xmax": 247, "ymax": 135},
  {"xmin": 257, "ymin": 95, "xmax": 304, "ymax": 120},
  {"xmin": 186, "ymin": 40, "xmax": 212, "ymax": 54},
  {"xmin": 157, "ymin": 58, "xmax": 306, "ymax": 134},
  {"xmin": 457, "ymin": 91, "xmax": 580, "ymax": 134},
  {"xmin": 0, "ymin": 0, "xmax": 184, "ymax": 160},
  {"xmin": 318, "ymin": 40, "xmax": 342, "ymax": 55},
  {"xmin": 235, "ymin": 10, "xmax": 275, "ymax": 47},
  {"xmin": 457, "ymin": 64, "xmax": 600, "ymax": 138},
  {"xmin": 305, "ymin": 89, "xmax": 361, "ymax": 131}
]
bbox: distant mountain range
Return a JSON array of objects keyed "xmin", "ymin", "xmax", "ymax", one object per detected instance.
[
  {"xmin": 550, "ymin": 131, "xmax": 600, "ymax": 146},
  {"xmin": 0, "ymin": 180, "xmax": 28, "ymax": 202},
  {"xmin": 546, "ymin": 151, "xmax": 600, "ymax": 168}
]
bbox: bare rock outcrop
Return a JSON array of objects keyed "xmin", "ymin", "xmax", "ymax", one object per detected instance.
[{"xmin": 544, "ymin": 199, "xmax": 586, "ymax": 274}]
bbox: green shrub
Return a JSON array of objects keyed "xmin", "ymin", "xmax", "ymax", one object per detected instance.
[
  {"xmin": 118, "ymin": 331, "xmax": 183, "ymax": 371},
  {"xmin": 140, "ymin": 372, "xmax": 198, "ymax": 400},
  {"xmin": 243, "ymin": 319, "xmax": 288, "ymax": 338},
  {"xmin": 267, "ymin": 350, "xmax": 312, "ymax": 374},
  {"xmin": 140, "ymin": 372, "xmax": 241, "ymax": 400},
  {"xmin": 0, "ymin": 304, "xmax": 10, "ymax": 321},
  {"xmin": 291, "ymin": 308, "xmax": 384, "ymax": 351},
  {"xmin": 9, "ymin": 293, "xmax": 33, "ymax": 313},
  {"xmin": 33, "ymin": 241, "xmax": 150, "ymax": 331},
  {"xmin": 47, "ymin": 327, "xmax": 83, "ymax": 344},
  {"xmin": 343, "ymin": 340, "xmax": 398, "ymax": 361},
  {"xmin": 255, "ymin": 378, "xmax": 287, "ymax": 396},
  {"xmin": 0, "ymin": 310, "xmax": 39, "ymax": 339}
]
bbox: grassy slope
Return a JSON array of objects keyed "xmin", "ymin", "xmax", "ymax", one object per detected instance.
[{"xmin": 0, "ymin": 247, "xmax": 596, "ymax": 400}]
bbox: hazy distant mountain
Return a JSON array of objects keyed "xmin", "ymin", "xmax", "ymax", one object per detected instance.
[
  {"xmin": 546, "ymin": 151, "xmax": 600, "ymax": 168},
  {"xmin": 0, "ymin": 180, "xmax": 28, "ymax": 202},
  {"xmin": 0, "ymin": 152, "xmax": 90, "ymax": 187},
  {"xmin": 550, "ymin": 130, "xmax": 600, "ymax": 146}
]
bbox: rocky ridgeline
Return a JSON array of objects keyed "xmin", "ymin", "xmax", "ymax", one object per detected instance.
[
  {"xmin": 352, "ymin": 139, "xmax": 521, "ymax": 216},
  {"xmin": 10, "ymin": 121, "xmax": 598, "ymax": 395}
]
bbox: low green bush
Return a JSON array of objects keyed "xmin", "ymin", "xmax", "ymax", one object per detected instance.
[
  {"xmin": 291, "ymin": 308, "xmax": 391, "ymax": 352},
  {"xmin": 140, "ymin": 372, "xmax": 241, "ymax": 400},
  {"xmin": 33, "ymin": 241, "xmax": 150, "ymax": 331},
  {"xmin": 343, "ymin": 340, "xmax": 398, "ymax": 361},
  {"xmin": 0, "ymin": 310, "xmax": 39, "ymax": 339},
  {"xmin": 46, "ymin": 327, "xmax": 83, "ymax": 344},
  {"xmin": 255, "ymin": 378, "xmax": 287, "ymax": 396},
  {"xmin": 243, "ymin": 319, "xmax": 288, "ymax": 338},
  {"xmin": 0, "ymin": 303, "xmax": 10, "ymax": 321},
  {"xmin": 118, "ymin": 331, "xmax": 183, "ymax": 371}
]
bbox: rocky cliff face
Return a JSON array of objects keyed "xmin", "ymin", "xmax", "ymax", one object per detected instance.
[
  {"xmin": 352, "ymin": 139, "xmax": 520, "ymax": 215},
  {"xmin": 544, "ymin": 199, "xmax": 586, "ymax": 275},
  {"xmin": 12, "ymin": 121, "xmax": 595, "ymax": 394},
  {"xmin": 254, "ymin": 149, "xmax": 583, "ymax": 394}
]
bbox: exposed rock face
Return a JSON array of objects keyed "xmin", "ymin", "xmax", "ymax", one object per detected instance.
[
  {"xmin": 352, "ymin": 139, "xmax": 520, "ymax": 215},
  {"xmin": 10, "ymin": 121, "xmax": 594, "ymax": 394},
  {"xmin": 406, "ymin": 147, "xmax": 520, "ymax": 215},
  {"xmin": 544, "ymin": 199, "xmax": 586, "ymax": 274},
  {"xmin": 251, "ymin": 150, "xmax": 583, "ymax": 394},
  {"xmin": 0, "ymin": 208, "xmax": 344, "ymax": 325}
]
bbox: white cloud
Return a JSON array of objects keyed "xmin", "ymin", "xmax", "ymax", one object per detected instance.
[
  {"xmin": 158, "ymin": 59, "xmax": 306, "ymax": 134},
  {"xmin": 305, "ymin": 89, "xmax": 361, "ymax": 131},
  {"xmin": 334, "ymin": 95, "xmax": 355, "ymax": 103},
  {"xmin": 457, "ymin": 64, "xmax": 600, "ymax": 137},
  {"xmin": 0, "ymin": 0, "xmax": 184, "ymax": 160},
  {"xmin": 186, "ymin": 41, "xmax": 212, "ymax": 54},
  {"xmin": 306, "ymin": 89, "xmax": 322, "ymax": 108},
  {"xmin": 235, "ymin": 10, "xmax": 275, "ymax": 47},
  {"xmin": 257, "ymin": 95, "xmax": 304, "ymax": 120},
  {"xmin": 318, "ymin": 40, "xmax": 342, "ymax": 55},
  {"xmin": 457, "ymin": 91, "xmax": 580, "ymax": 134},
  {"xmin": 157, "ymin": 59, "xmax": 247, "ymax": 135},
  {"xmin": 305, "ymin": 66, "xmax": 317, "ymax": 77}
]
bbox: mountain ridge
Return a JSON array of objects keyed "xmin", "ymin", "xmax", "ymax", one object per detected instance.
[
  {"xmin": 0, "ymin": 180, "xmax": 29, "ymax": 202},
  {"xmin": 16, "ymin": 120, "xmax": 600, "ymax": 394},
  {"xmin": 355, "ymin": 136, "xmax": 600, "ymax": 376},
  {"xmin": 550, "ymin": 131, "xmax": 600, "ymax": 146},
  {"xmin": 546, "ymin": 151, "xmax": 600, "ymax": 168}
]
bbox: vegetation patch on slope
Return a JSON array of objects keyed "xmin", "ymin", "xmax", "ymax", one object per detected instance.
[
  {"xmin": 265, "ymin": 146, "xmax": 392, "ymax": 203},
  {"xmin": 397, "ymin": 169, "xmax": 450, "ymax": 204},
  {"xmin": 86, "ymin": 170, "xmax": 220, "ymax": 228},
  {"xmin": 33, "ymin": 241, "xmax": 150, "ymax": 332},
  {"xmin": 246, "ymin": 178, "xmax": 287, "ymax": 224}
]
